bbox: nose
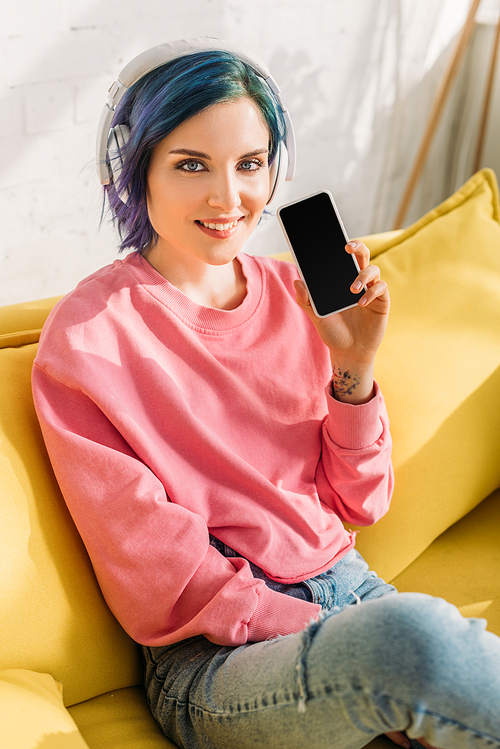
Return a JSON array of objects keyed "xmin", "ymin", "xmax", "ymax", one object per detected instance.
[{"xmin": 207, "ymin": 169, "xmax": 242, "ymax": 211}]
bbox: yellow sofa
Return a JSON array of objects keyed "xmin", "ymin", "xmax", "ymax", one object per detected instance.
[{"xmin": 1, "ymin": 168, "xmax": 499, "ymax": 748}]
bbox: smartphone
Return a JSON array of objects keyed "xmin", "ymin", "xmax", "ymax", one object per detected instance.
[{"xmin": 277, "ymin": 190, "xmax": 364, "ymax": 317}]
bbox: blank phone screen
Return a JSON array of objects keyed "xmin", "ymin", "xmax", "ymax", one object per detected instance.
[{"xmin": 278, "ymin": 192, "xmax": 363, "ymax": 317}]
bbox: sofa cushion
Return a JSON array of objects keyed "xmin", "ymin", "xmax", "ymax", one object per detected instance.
[
  {"xmin": 0, "ymin": 669, "xmax": 90, "ymax": 748},
  {"xmin": 69, "ymin": 686, "xmax": 175, "ymax": 749},
  {"xmin": 0, "ymin": 339, "xmax": 142, "ymax": 707},
  {"xmin": 355, "ymin": 168, "xmax": 500, "ymax": 580},
  {"xmin": 391, "ymin": 487, "xmax": 500, "ymax": 636}
]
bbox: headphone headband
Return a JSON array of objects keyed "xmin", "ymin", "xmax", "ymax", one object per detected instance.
[
  {"xmin": 96, "ymin": 37, "xmax": 295, "ymax": 201},
  {"xmin": 119, "ymin": 38, "xmax": 272, "ymax": 89}
]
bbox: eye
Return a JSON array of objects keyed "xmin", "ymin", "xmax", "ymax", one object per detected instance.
[
  {"xmin": 239, "ymin": 159, "xmax": 266, "ymax": 172},
  {"xmin": 178, "ymin": 160, "xmax": 206, "ymax": 172}
]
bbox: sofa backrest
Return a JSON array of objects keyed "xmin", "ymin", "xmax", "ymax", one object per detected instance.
[{"xmin": 0, "ymin": 298, "xmax": 142, "ymax": 708}]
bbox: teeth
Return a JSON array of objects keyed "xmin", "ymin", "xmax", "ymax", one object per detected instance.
[{"xmin": 200, "ymin": 220, "xmax": 239, "ymax": 231}]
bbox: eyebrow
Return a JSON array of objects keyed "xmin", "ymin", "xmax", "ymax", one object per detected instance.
[{"xmin": 168, "ymin": 148, "xmax": 269, "ymax": 159}]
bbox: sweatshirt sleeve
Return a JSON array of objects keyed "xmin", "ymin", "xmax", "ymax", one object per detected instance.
[
  {"xmin": 32, "ymin": 362, "xmax": 320, "ymax": 647},
  {"xmin": 315, "ymin": 379, "xmax": 394, "ymax": 527}
]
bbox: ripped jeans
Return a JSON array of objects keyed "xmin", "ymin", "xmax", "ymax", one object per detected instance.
[{"xmin": 142, "ymin": 547, "xmax": 500, "ymax": 749}]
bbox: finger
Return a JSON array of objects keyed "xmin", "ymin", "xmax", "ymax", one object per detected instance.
[
  {"xmin": 358, "ymin": 279, "xmax": 389, "ymax": 308},
  {"xmin": 350, "ymin": 264, "xmax": 381, "ymax": 293},
  {"xmin": 346, "ymin": 240, "xmax": 370, "ymax": 270},
  {"xmin": 293, "ymin": 279, "xmax": 311, "ymax": 309},
  {"xmin": 385, "ymin": 731, "xmax": 411, "ymax": 748}
]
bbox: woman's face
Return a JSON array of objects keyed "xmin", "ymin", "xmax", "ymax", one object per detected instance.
[{"xmin": 145, "ymin": 96, "xmax": 271, "ymax": 270}]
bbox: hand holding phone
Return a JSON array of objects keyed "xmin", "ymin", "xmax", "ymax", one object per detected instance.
[
  {"xmin": 277, "ymin": 190, "xmax": 390, "ymax": 403},
  {"xmin": 277, "ymin": 190, "xmax": 364, "ymax": 317}
]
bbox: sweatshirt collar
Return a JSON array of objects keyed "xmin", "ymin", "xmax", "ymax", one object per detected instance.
[{"xmin": 124, "ymin": 252, "xmax": 264, "ymax": 334}]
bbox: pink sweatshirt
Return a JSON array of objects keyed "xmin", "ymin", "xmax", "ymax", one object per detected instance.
[{"xmin": 32, "ymin": 252, "xmax": 393, "ymax": 646}]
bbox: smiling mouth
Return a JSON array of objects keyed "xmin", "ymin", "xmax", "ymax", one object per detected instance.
[{"xmin": 197, "ymin": 218, "xmax": 242, "ymax": 231}]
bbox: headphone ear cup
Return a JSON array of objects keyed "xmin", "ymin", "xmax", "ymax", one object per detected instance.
[
  {"xmin": 267, "ymin": 141, "xmax": 288, "ymax": 204},
  {"xmin": 107, "ymin": 124, "xmax": 131, "ymax": 203}
]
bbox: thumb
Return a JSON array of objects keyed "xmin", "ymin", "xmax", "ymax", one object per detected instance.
[{"xmin": 293, "ymin": 279, "xmax": 311, "ymax": 310}]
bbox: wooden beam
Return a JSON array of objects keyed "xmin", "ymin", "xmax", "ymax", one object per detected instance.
[
  {"xmin": 473, "ymin": 6, "xmax": 500, "ymax": 172},
  {"xmin": 392, "ymin": 0, "xmax": 482, "ymax": 230}
]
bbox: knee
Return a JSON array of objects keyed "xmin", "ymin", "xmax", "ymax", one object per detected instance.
[
  {"xmin": 301, "ymin": 591, "xmax": 482, "ymax": 710},
  {"xmin": 373, "ymin": 591, "xmax": 459, "ymax": 633},
  {"xmin": 358, "ymin": 593, "xmax": 468, "ymax": 681}
]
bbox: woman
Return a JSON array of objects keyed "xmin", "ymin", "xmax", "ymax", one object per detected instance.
[{"xmin": 32, "ymin": 39, "xmax": 500, "ymax": 749}]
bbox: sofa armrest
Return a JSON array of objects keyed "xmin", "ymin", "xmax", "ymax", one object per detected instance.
[{"xmin": 0, "ymin": 296, "xmax": 63, "ymax": 342}]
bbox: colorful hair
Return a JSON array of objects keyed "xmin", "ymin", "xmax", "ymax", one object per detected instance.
[{"xmin": 104, "ymin": 50, "xmax": 286, "ymax": 253}]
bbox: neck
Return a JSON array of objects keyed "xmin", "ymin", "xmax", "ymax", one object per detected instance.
[{"xmin": 142, "ymin": 245, "xmax": 247, "ymax": 311}]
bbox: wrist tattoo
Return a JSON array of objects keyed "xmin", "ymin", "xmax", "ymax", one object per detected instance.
[{"xmin": 332, "ymin": 366, "xmax": 361, "ymax": 397}]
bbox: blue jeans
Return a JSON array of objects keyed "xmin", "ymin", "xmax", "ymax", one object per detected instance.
[
  {"xmin": 206, "ymin": 539, "xmax": 397, "ymax": 606},
  {"xmin": 142, "ymin": 549, "xmax": 500, "ymax": 749}
]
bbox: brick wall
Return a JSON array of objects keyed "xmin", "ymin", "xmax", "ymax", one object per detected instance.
[{"xmin": 1, "ymin": 0, "xmax": 232, "ymax": 304}]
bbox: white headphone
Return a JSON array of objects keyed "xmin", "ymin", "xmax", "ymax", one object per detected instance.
[{"xmin": 96, "ymin": 37, "xmax": 296, "ymax": 204}]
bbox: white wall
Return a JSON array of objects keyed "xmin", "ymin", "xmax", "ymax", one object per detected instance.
[{"xmin": 2, "ymin": 0, "xmax": 493, "ymax": 305}]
